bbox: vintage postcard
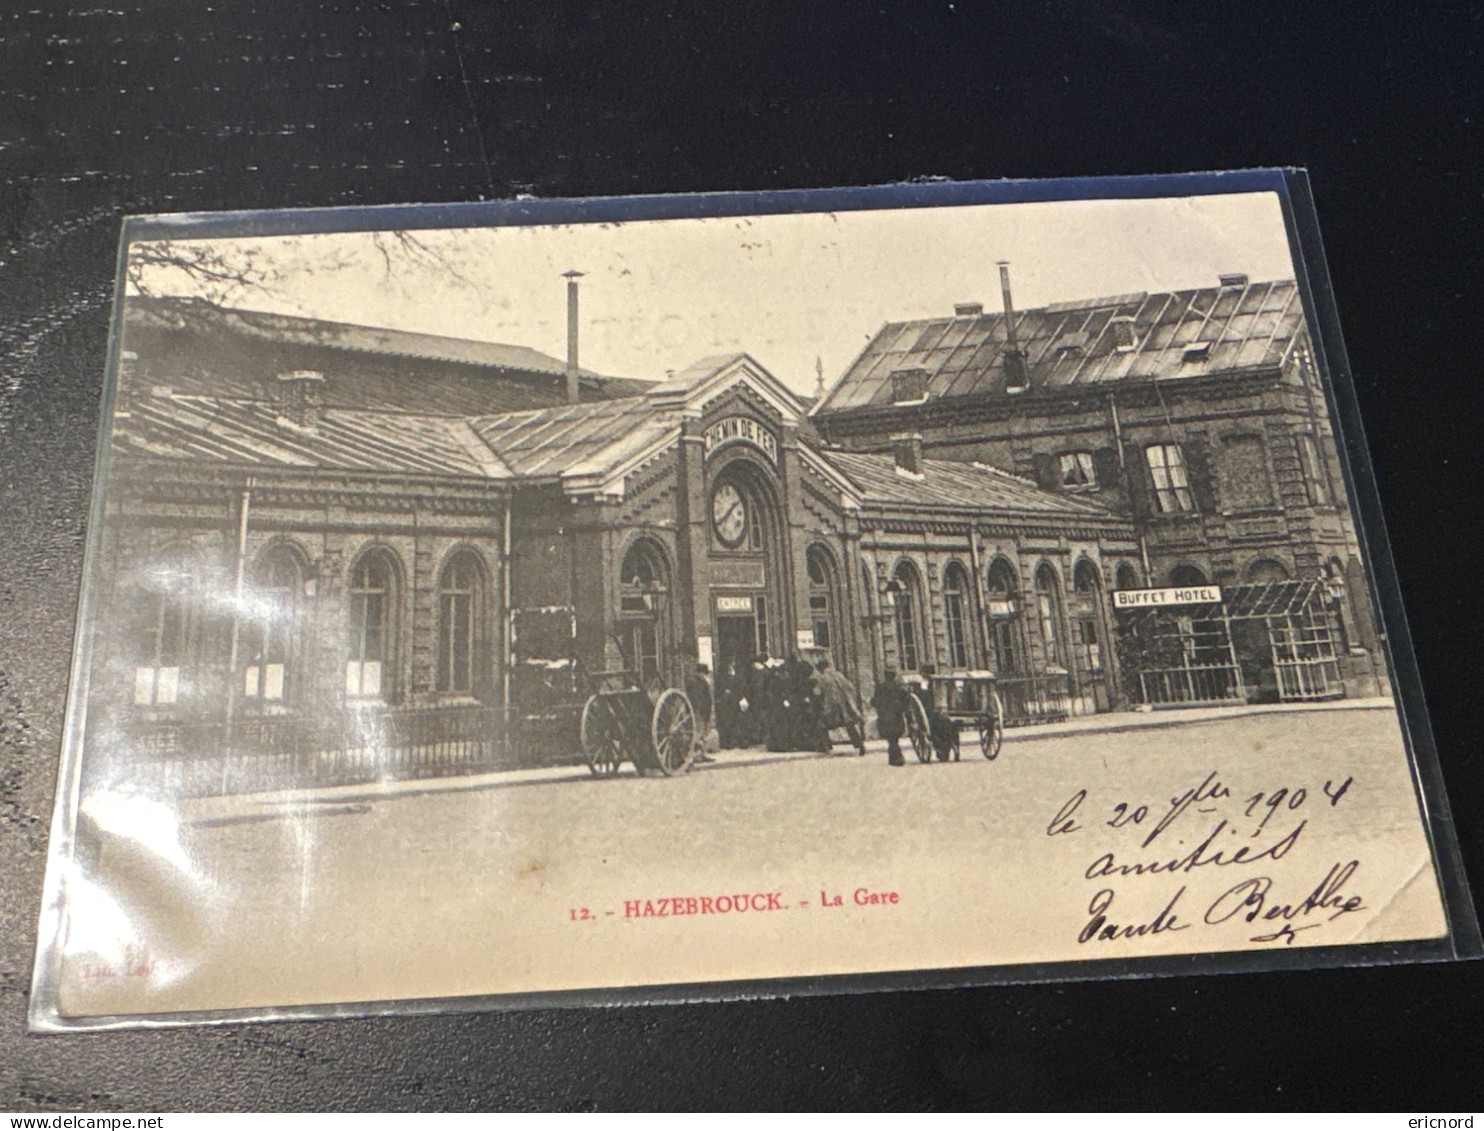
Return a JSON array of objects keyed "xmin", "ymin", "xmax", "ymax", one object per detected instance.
[{"xmin": 30, "ymin": 173, "xmax": 1479, "ymax": 1028}]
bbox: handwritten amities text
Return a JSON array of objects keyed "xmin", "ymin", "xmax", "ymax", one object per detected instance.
[{"xmin": 1047, "ymin": 769, "xmax": 1363, "ymax": 948}]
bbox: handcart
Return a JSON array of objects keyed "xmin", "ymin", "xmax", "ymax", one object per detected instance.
[
  {"xmin": 578, "ymin": 669, "xmax": 698, "ymax": 777},
  {"xmin": 908, "ymin": 670, "xmax": 1005, "ymax": 762}
]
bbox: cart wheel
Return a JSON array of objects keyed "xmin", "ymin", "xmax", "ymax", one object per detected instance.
[
  {"xmin": 905, "ymin": 695, "xmax": 932, "ymax": 764},
  {"xmin": 979, "ymin": 691, "xmax": 1004, "ymax": 761},
  {"xmin": 581, "ymin": 694, "xmax": 624, "ymax": 776},
  {"xmin": 650, "ymin": 688, "xmax": 697, "ymax": 776}
]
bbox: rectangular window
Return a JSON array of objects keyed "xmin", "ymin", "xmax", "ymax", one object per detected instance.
[
  {"xmin": 1145, "ymin": 443, "xmax": 1195, "ymax": 513},
  {"xmin": 244, "ymin": 663, "xmax": 286, "ymax": 701},
  {"xmin": 895, "ymin": 593, "xmax": 919, "ymax": 672},
  {"xmin": 1297, "ymin": 434, "xmax": 1333, "ymax": 506},
  {"xmin": 1038, "ymin": 594, "xmax": 1062, "ymax": 668},
  {"xmin": 245, "ymin": 611, "xmax": 289, "ymax": 702},
  {"xmin": 754, "ymin": 595, "xmax": 769, "ymax": 657},
  {"xmin": 134, "ymin": 593, "xmax": 186, "ymax": 705},
  {"xmin": 437, "ymin": 589, "xmax": 475, "ymax": 694},
  {"xmin": 890, "ymin": 368, "xmax": 928, "ymax": 404},
  {"xmin": 809, "ymin": 593, "xmax": 831, "ymax": 649},
  {"xmin": 347, "ymin": 589, "xmax": 385, "ymax": 699},
  {"xmin": 990, "ymin": 620, "xmax": 1019, "ymax": 676},
  {"xmin": 1109, "ymin": 317, "xmax": 1138, "ymax": 352},
  {"xmin": 944, "ymin": 589, "xmax": 969, "ymax": 669},
  {"xmin": 134, "ymin": 664, "xmax": 179, "ymax": 706},
  {"xmin": 620, "ymin": 622, "xmax": 661, "ymax": 687},
  {"xmin": 345, "ymin": 660, "xmax": 383, "ymax": 698},
  {"xmin": 1076, "ymin": 618, "xmax": 1102, "ymax": 672},
  {"xmin": 1058, "ymin": 450, "xmax": 1096, "ymax": 488}
]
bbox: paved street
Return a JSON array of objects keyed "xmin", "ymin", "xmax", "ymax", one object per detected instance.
[{"xmin": 58, "ymin": 701, "xmax": 1448, "ymax": 1019}]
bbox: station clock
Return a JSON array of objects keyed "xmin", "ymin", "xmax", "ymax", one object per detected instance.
[{"xmin": 711, "ymin": 482, "xmax": 748, "ymax": 549}]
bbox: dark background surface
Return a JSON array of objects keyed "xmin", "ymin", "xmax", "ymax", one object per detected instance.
[{"xmin": 2, "ymin": 0, "xmax": 1481, "ymax": 1111}]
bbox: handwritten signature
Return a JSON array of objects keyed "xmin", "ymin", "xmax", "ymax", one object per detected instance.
[{"xmin": 1078, "ymin": 860, "xmax": 1365, "ymax": 946}]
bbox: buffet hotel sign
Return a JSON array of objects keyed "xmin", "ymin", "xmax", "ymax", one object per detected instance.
[
  {"xmin": 704, "ymin": 416, "xmax": 778, "ymax": 463},
  {"xmin": 1112, "ymin": 585, "xmax": 1222, "ymax": 610}
]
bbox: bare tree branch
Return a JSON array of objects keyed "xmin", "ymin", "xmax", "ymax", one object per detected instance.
[
  {"xmin": 125, "ymin": 241, "xmax": 279, "ymax": 307},
  {"xmin": 126, "ymin": 230, "xmax": 481, "ymax": 310}
]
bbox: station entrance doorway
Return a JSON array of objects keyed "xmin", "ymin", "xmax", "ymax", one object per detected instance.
[{"xmin": 713, "ymin": 592, "xmax": 768, "ymax": 677}]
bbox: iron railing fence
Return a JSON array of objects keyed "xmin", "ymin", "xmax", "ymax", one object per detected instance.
[
  {"xmin": 1137, "ymin": 664, "xmax": 1246, "ymax": 707},
  {"xmin": 110, "ymin": 702, "xmax": 585, "ymax": 797},
  {"xmin": 994, "ymin": 671, "xmax": 1073, "ymax": 726}
]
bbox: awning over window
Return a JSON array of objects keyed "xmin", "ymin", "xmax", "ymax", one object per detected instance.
[
  {"xmin": 1115, "ymin": 580, "xmax": 1326, "ymax": 622},
  {"xmin": 1221, "ymin": 580, "xmax": 1326, "ymax": 618}
]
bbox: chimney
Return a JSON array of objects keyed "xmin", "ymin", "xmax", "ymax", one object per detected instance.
[
  {"xmin": 563, "ymin": 269, "xmax": 584, "ymax": 403},
  {"xmin": 998, "ymin": 260, "xmax": 1029, "ymax": 392},
  {"xmin": 274, "ymin": 370, "xmax": 326, "ymax": 430},
  {"xmin": 1219, "ymin": 272, "xmax": 1249, "ymax": 288},
  {"xmin": 954, "ymin": 302, "xmax": 983, "ymax": 318},
  {"xmin": 891, "ymin": 432, "xmax": 925, "ymax": 477}
]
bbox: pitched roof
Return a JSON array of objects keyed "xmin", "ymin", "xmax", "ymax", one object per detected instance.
[
  {"xmin": 470, "ymin": 396, "xmax": 675, "ymax": 481},
  {"xmin": 112, "ymin": 353, "xmax": 1127, "ymax": 527},
  {"xmin": 118, "ymin": 351, "xmax": 798, "ymax": 490},
  {"xmin": 469, "ymin": 353, "xmax": 812, "ymax": 486},
  {"xmin": 826, "ymin": 451, "xmax": 1122, "ymax": 522},
  {"xmin": 815, "ymin": 278, "xmax": 1305, "ymax": 414},
  {"xmin": 115, "ymin": 395, "xmax": 495, "ymax": 478},
  {"xmin": 129, "ymin": 296, "xmax": 592, "ymax": 377},
  {"xmin": 124, "ymin": 296, "xmax": 652, "ymax": 411}
]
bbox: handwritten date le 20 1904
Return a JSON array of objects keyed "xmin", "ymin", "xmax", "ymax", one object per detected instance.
[{"xmin": 1045, "ymin": 771, "xmax": 1366, "ymax": 947}]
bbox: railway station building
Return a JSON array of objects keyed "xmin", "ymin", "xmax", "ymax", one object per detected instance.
[{"xmin": 85, "ymin": 304, "xmax": 1139, "ymax": 793}]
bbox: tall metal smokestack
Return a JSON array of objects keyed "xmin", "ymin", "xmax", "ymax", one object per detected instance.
[
  {"xmin": 997, "ymin": 260, "xmax": 1029, "ymax": 392},
  {"xmin": 997, "ymin": 260, "xmax": 1019, "ymax": 350},
  {"xmin": 563, "ymin": 269, "xmax": 584, "ymax": 403}
]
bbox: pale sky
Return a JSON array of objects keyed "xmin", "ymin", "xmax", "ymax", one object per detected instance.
[{"xmin": 131, "ymin": 191, "xmax": 1297, "ymax": 395}]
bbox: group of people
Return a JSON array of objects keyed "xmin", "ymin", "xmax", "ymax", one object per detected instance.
[
  {"xmin": 708, "ymin": 652, "xmax": 961, "ymax": 766},
  {"xmin": 714, "ymin": 652, "xmax": 867, "ymax": 756}
]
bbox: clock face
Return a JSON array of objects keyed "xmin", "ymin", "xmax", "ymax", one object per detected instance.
[{"xmin": 711, "ymin": 482, "xmax": 748, "ymax": 548}]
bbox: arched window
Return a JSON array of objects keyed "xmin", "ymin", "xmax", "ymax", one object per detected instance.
[
  {"xmin": 1115, "ymin": 562, "xmax": 1140, "ymax": 592},
  {"xmin": 1071, "ymin": 559, "xmax": 1105, "ymax": 680},
  {"xmin": 347, "ymin": 549, "xmax": 399, "ymax": 700},
  {"xmin": 132, "ymin": 552, "xmax": 196, "ymax": 706},
  {"xmin": 245, "ymin": 545, "xmax": 304, "ymax": 704},
  {"xmin": 618, "ymin": 539, "xmax": 670, "ymax": 688},
  {"xmin": 806, "ymin": 545, "xmax": 840, "ymax": 653},
  {"xmin": 1035, "ymin": 562, "xmax": 1064, "ymax": 668},
  {"xmin": 985, "ymin": 558, "xmax": 1022, "ymax": 676},
  {"xmin": 437, "ymin": 551, "xmax": 484, "ymax": 695},
  {"xmin": 943, "ymin": 561, "xmax": 973, "ymax": 670},
  {"xmin": 1246, "ymin": 558, "xmax": 1290, "ymax": 584},
  {"xmin": 1170, "ymin": 563, "xmax": 1209, "ymax": 587},
  {"xmin": 892, "ymin": 560, "xmax": 926, "ymax": 673},
  {"xmin": 1074, "ymin": 559, "xmax": 1101, "ymax": 596}
]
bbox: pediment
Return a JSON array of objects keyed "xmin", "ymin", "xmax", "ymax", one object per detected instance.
[{"xmin": 645, "ymin": 352, "xmax": 809, "ymax": 424}]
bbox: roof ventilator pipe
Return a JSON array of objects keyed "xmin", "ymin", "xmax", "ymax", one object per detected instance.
[{"xmin": 564, "ymin": 269, "xmax": 584, "ymax": 404}]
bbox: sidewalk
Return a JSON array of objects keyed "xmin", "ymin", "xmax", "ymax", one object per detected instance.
[{"xmin": 183, "ymin": 695, "xmax": 1398, "ymax": 826}]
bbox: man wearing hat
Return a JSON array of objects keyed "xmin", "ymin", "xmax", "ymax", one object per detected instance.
[
  {"xmin": 869, "ymin": 666, "xmax": 911, "ymax": 766},
  {"xmin": 813, "ymin": 657, "xmax": 866, "ymax": 756}
]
